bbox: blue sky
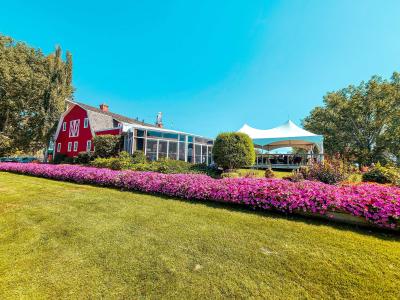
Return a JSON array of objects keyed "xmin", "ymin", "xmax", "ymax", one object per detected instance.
[{"xmin": 2, "ymin": 0, "xmax": 400, "ymax": 137}]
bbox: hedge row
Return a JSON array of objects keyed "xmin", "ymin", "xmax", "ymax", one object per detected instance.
[{"xmin": 0, "ymin": 163, "xmax": 399, "ymax": 229}]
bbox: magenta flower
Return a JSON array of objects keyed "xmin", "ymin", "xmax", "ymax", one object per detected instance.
[{"xmin": 0, "ymin": 163, "xmax": 399, "ymax": 229}]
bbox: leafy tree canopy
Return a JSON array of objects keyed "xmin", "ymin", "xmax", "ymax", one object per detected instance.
[
  {"xmin": 303, "ymin": 73, "xmax": 400, "ymax": 166},
  {"xmin": 0, "ymin": 34, "xmax": 73, "ymax": 154}
]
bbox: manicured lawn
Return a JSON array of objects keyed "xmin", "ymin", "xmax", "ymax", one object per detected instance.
[
  {"xmin": 0, "ymin": 173, "xmax": 399, "ymax": 299},
  {"xmin": 237, "ymin": 168, "xmax": 291, "ymax": 178}
]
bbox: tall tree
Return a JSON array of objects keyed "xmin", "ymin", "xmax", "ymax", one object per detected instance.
[
  {"xmin": 0, "ymin": 35, "xmax": 73, "ymax": 154},
  {"xmin": 303, "ymin": 73, "xmax": 400, "ymax": 166}
]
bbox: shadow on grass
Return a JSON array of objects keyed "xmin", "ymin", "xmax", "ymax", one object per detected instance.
[
  {"xmin": 143, "ymin": 192, "xmax": 400, "ymax": 242},
  {"xmin": 4, "ymin": 172, "xmax": 400, "ymax": 242}
]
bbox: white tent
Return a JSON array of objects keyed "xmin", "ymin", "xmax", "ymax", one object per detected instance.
[{"xmin": 238, "ymin": 120, "xmax": 324, "ymax": 152}]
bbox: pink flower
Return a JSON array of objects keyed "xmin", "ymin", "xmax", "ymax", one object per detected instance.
[{"xmin": 0, "ymin": 162, "xmax": 399, "ymax": 229}]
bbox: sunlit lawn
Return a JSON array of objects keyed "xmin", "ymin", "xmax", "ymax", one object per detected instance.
[
  {"xmin": 0, "ymin": 172, "xmax": 399, "ymax": 299},
  {"xmin": 237, "ymin": 168, "xmax": 291, "ymax": 178}
]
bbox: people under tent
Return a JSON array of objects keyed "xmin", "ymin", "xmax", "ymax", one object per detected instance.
[{"xmin": 238, "ymin": 120, "xmax": 324, "ymax": 170}]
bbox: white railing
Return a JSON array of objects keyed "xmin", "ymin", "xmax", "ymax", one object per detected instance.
[{"xmin": 254, "ymin": 153, "xmax": 324, "ymax": 169}]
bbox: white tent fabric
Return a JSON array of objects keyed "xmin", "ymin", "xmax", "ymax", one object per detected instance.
[
  {"xmin": 239, "ymin": 120, "xmax": 319, "ymax": 139},
  {"xmin": 238, "ymin": 120, "xmax": 323, "ymax": 152}
]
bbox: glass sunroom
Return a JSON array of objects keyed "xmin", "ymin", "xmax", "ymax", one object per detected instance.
[{"xmin": 122, "ymin": 124, "xmax": 214, "ymax": 165}]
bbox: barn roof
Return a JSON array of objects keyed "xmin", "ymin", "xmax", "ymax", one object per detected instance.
[{"xmin": 67, "ymin": 100, "xmax": 156, "ymax": 130}]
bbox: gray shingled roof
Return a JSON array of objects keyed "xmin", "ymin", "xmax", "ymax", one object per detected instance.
[
  {"xmin": 67, "ymin": 100, "xmax": 156, "ymax": 131},
  {"xmin": 86, "ymin": 110, "xmax": 114, "ymax": 132}
]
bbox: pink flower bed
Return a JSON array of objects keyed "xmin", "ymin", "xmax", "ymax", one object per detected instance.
[{"xmin": 1, "ymin": 162, "xmax": 399, "ymax": 229}]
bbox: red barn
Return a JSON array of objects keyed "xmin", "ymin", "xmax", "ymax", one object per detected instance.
[
  {"xmin": 53, "ymin": 100, "xmax": 214, "ymax": 164},
  {"xmin": 54, "ymin": 100, "xmax": 155, "ymax": 158}
]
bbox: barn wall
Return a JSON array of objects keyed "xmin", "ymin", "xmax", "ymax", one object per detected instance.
[
  {"xmin": 55, "ymin": 105, "xmax": 94, "ymax": 157},
  {"xmin": 95, "ymin": 128, "xmax": 122, "ymax": 136}
]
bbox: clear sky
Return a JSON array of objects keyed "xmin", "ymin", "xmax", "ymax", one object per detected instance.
[{"xmin": 2, "ymin": 0, "xmax": 400, "ymax": 138}]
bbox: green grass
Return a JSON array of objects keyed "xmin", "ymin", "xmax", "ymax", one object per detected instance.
[
  {"xmin": 0, "ymin": 172, "xmax": 399, "ymax": 299},
  {"xmin": 237, "ymin": 168, "xmax": 291, "ymax": 178}
]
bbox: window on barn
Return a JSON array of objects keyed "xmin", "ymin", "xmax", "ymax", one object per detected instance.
[
  {"xmin": 62, "ymin": 122, "xmax": 66, "ymax": 131},
  {"xmin": 73, "ymin": 141, "xmax": 78, "ymax": 152},
  {"xmin": 69, "ymin": 120, "xmax": 80, "ymax": 137},
  {"xmin": 57, "ymin": 143, "xmax": 61, "ymax": 152},
  {"xmin": 68, "ymin": 142, "xmax": 72, "ymax": 152},
  {"xmin": 86, "ymin": 140, "xmax": 91, "ymax": 152},
  {"xmin": 84, "ymin": 118, "xmax": 89, "ymax": 128}
]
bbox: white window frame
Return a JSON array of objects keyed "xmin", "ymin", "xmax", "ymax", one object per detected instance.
[
  {"xmin": 86, "ymin": 140, "xmax": 91, "ymax": 152},
  {"xmin": 67, "ymin": 142, "xmax": 72, "ymax": 152},
  {"xmin": 73, "ymin": 141, "xmax": 78, "ymax": 152},
  {"xmin": 62, "ymin": 122, "xmax": 66, "ymax": 131},
  {"xmin": 84, "ymin": 118, "xmax": 89, "ymax": 128},
  {"xmin": 57, "ymin": 143, "xmax": 61, "ymax": 152}
]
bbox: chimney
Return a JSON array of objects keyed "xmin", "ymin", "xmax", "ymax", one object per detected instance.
[
  {"xmin": 156, "ymin": 112, "xmax": 163, "ymax": 128},
  {"xmin": 99, "ymin": 103, "xmax": 109, "ymax": 112}
]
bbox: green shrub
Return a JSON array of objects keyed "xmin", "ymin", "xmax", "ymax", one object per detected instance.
[
  {"xmin": 189, "ymin": 164, "xmax": 221, "ymax": 178},
  {"xmin": 90, "ymin": 157, "xmax": 113, "ymax": 169},
  {"xmin": 88, "ymin": 151, "xmax": 219, "ymax": 176},
  {"xmin": 362, "ymin": 163, "xmax": 400, "ymax": 185},
  {"xmin": 110, "ymin": 152, "xmax": 134, "ymax": 170},
  {"xmin": 90, "ymin": 151, "xmax": 134, "ymax": 170},
  {"xmin": 63, "ymin": 157, "xmax": 74, "ymax": 164},
  {"xmin": 212, "ymin": 132, "xmax": 255, "ymax": 170},
  {"xmin": 221, "ymin": 172, "xmax": 239, "ymax": 178},
  {"xmin": 130, "ymin": 163, "xmax": 157, "ymax": 172},
  {"xmin": 264, "ymin": 168, "xmax": 275, "ymax": 178},
  {"xmin": 53, "ymin": 153, "xmax": 67, "ymax": 164},
  {"xmin": 132, "ymin": 151, "xmax": 147, "ymax": 164},
  {"xmin": 93, "ymin": 135, "xmax": 121, "ymax": 158},
  {"xmin": 151, "ymin": 159, "xmax": 193, "ymax": 174},
  {"xmin": 74, "ymin": 152, "xmax": 94, "ymax": 165}
]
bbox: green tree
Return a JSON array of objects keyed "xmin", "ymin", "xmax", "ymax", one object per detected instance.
[
  {"xmin": 212, "ymin": 132, "xmax": 255, "ymax": 170},
  {"xmin": 303, "ymin": 73, "xmax": 400, "ymax": 166},
  {"xmin": 0, "ymin": 133, "xmax": 11, "ymax": 156},
  {"xmin": 0, "ymin": 34, "xmax": 73, "ymax": 154},
  {"xmin": 290, "ymin": 147, "xmax": 308, "ymax": 155}
]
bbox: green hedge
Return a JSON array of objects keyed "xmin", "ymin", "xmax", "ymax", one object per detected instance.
[
  {"xmin": 93, "ymin": 135, "xmax": 121, "ymax": 158},
  {"xmin": 89, "ymin": 152, "xmax": 219, "ymax": 176},
  {"xmin": 212, "ymin": 132, "xmax": 255, "ymax": 170}
]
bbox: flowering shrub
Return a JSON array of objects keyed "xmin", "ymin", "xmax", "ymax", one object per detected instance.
[
  {"xmin": 0, "ymin": 163, "xmax": 399, "ymax": 229},
  {"xmin": 362, "ymin": 163, "xmax": 400, "ymax": 185},
  {"xmin": 264, "ymin": 168, "xmax": 275, "ymax": 178},
  {"xmin": 299, "ymin": 160, "xmax": 349, "ymax": 185},
  {"xmin": 283, "ymin": 171, "xmax": 304, "ymax": 182}
]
